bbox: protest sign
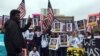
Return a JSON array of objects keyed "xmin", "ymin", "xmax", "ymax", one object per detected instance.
[
  {"xmin": 77, "ymin": 20, "xmax": 85, "ymax": 31},
  {"xmin": 83, "ymin": 39, "xmax": 100, "ymax": 56},
  {"xmin": 67, "ymin": 47, "xmax": 84, "ymax": 56},
  {"xmin": 60, "ymin": 34, "xmax": 67, "ymax": 47},
  {"xmin": 87, "ymin": 16, "xmax": 97, "ymax": 26},
  {"xmin": 49, "ymin": 38, "xmax": 58, "ymax": 50}
]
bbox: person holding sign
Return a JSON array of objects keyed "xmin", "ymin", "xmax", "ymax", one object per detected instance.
[
  {"xmin": 40, "ymin": 34, "xmax": 49, "ymax": 56},
  {"xmin": 69, "ymin": 32, "xmax": 81, "ymax": 48},
  {"xmin": 49, "ymin": 33, "xmax": 60, "ymax": 56}
]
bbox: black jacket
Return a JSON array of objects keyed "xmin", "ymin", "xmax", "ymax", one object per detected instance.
[{"xmin": 4, "ymin": 19, "xmax": 31, "ymax": 55}]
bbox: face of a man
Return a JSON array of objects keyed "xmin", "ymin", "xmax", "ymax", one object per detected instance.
[{"xmin": 15, "ymin": 13, "xmax": 20, "ymax": 20}]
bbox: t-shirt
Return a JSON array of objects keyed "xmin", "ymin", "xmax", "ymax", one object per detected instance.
[
  {"xmin": 70, "ymin": 37, "xmax": 80, "ymax": 48},
  {"xmin": 29, "ymin": 51, "xmax": 40, "ymax": 56},
  {"xmin": 41, "ymin": 34, "xmax": 48, "ymax": 48},
  {"xmin": 23, "ymin": 30, "xmax": 34, "ymax": 40},
  {"xmin": 78, "ymin": 34, "xmax": 84, "ymax": 43},
  {"xmin": 67, "ymin": 36, "xmax": 73, "ymax": 47}
]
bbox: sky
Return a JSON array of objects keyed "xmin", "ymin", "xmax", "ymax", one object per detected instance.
[{"xmin": 0, "ymin": 0, "xmax": 100, "ymax": 21}]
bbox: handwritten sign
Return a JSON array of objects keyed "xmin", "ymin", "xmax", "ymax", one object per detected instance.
[{"xmin": 83, "ymin": 39, "xmax": 100, "ymax": 56}]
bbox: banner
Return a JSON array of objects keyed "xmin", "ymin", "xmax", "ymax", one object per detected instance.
[
  {"xmin": 67, "ymin": 47, "xmax": 84, "ymax": 56},
  {"xmin": 83, "ymin": 39, "xmax": 100, "ymax": 56}
]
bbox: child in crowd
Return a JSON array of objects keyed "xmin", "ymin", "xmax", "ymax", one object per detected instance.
[{"xmin": 29, "ymin": 46, "xmax": 40, "ymax": 56}]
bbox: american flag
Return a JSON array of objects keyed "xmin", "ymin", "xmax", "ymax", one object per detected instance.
[
  {"xmin": 17, "ymin": 0, "xmax": 26, "ymax": 19},
  {"xmin": 42, "ymin": 0, "xmax": 54, "ymax": 30}
]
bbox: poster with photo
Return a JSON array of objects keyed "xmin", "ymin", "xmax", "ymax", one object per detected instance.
[
  {"xmin": 89, "ymin": 16, "xmax": 96, "ymax": 23},
  {"xmin": 33, "ymin": 14, "xmax": 40, "ymax": 26},
  {"xmin": 97, "ymin": 20, "xmax": 100, "ymax": 29},
  {"xmin": 61, "ymin": 22, "xmax": 66, "ymax": 32},
  {"xmin": 49, "ymin": 38, "xmax": 58, "ymax": 50},
  {"xmin": 51, "ymin": 22, "xmax": 55, "ymax": 31},
  {"xmin": 87, "ymin": 16, "xmax": 97, "ymax": 26},
  {"xmin": 55, "ymin": 23, "xmax": 60, "ymax": 31},
  {"xmin": 60, "ymin": 34, "xmax": 67, "ymax": 47},
  {"xmin": 66, "ymin": 23, "xmax": 72, "ymax": 32},
  {"xmin": 77, "ymin": 20, "xmax": 85, "ymax": 31}
]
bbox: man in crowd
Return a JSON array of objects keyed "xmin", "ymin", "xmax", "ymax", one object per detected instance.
[{"xmin": 4, "ymin": 9, "xmax": 32, "ymax": 56}]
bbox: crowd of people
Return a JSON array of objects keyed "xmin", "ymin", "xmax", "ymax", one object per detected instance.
[
  {"xmin": 3, "ymin": 9, "xmax": 100, "ymax": 56},
  {"xmin": 22, "ymin": 28, "xmax": 100, "ymax": 56}
]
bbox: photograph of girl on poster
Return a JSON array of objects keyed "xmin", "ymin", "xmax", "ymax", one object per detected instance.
[{"xmin": 49, "ymin": 38, "xmax": 58, "ymax": 49}]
